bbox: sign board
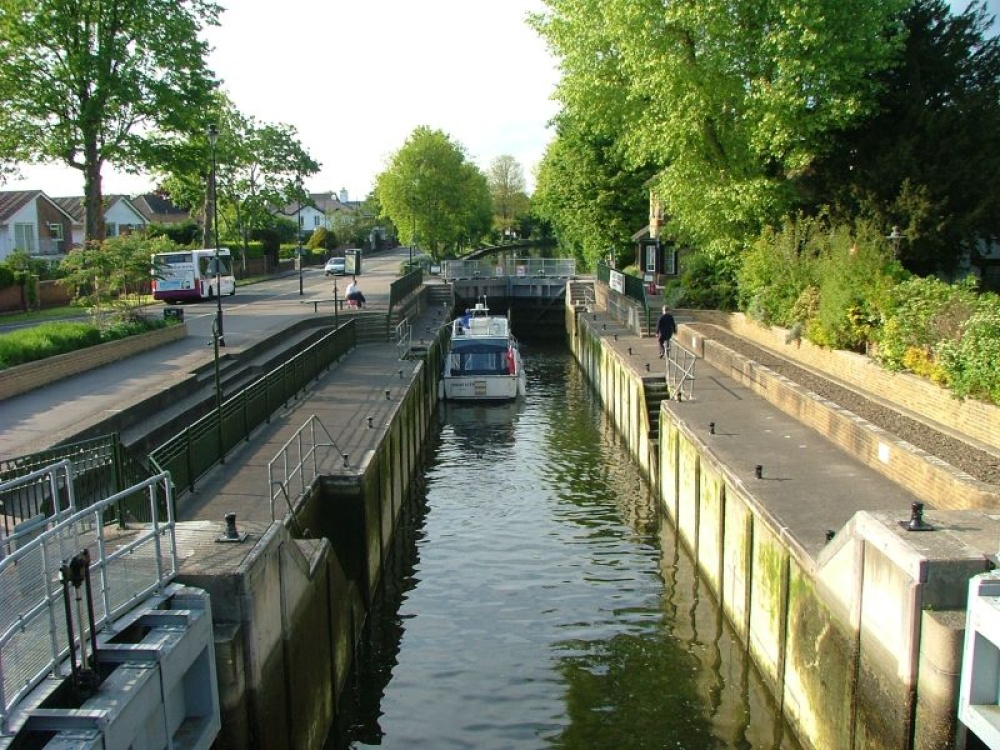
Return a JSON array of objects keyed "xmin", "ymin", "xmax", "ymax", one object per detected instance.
[{"xmin": 610, "ymin": 269, "xmax": 625, "ymax": 294}]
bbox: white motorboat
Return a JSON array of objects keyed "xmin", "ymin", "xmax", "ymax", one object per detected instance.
[{"xmin": 440, "ymin": 300, "xmax": 526, "ymax": 401}]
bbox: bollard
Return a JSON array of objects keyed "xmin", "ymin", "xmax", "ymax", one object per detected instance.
[
  {"xmin": 342, "ymin": 453, "xmax": 349, "ymax": 467},
  {"xmin": 645, "ymin": 363, "xmax": 650, "ymax": 372},
  {"xmin": 709, "ymin": 422, "xmax": 715, "ymax": 435},
  {"xmin": 367, "ymin": 416, "xmax": 374, "ymax": 428},
  {"xmin": 754, "ymin": 465, "xmax": 763, "ymax": 479},
  {"xmin": 628, "ymin": 347, "xmax": 633, "ymax": 356},
  {"xmin": 825, "ymin": 530, "xmax": 836, "ymax": 543},
  {"xmin": 904, "ymin": 502, "xmax": 933, "ymax": 531},
  {"xmin": 217, "ymin": 512, "xmax": 248, "ymax": 543},
  {"xmin": 385, "ymin": 389, "xmax": 391, "ymax": 400},
  {"xmin": 399, "ymin": 369, "xmax": 404, "ymax": 379}
]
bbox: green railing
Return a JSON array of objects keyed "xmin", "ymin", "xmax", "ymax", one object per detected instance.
[
  {"xmin": 150, "ymin": 320, "xmax": 357, "ymax": 497},
  {"xmin": 389, "ymin": 269, "xmax": 423, "ymax": 315},
  {"xmin": 595, "ymin": 261, "xmax": 656, "ymax": 333},
  {"xmin": 0, "ymin": 434, "xmax": 160, "ymax": 532}
]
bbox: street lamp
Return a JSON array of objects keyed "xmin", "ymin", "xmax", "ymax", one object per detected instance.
[
  {"xmin": 297, "ymin": 178, "xmax": 304, "ymax": 295},
  {"xmin": 208, "ymin": 123, "xmax": 224, "ymax": 346},
  {"xmin": 887, "ymin": 225, "xmax": 904, "ymax": 258}
]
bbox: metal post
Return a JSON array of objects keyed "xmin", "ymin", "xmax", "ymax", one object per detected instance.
[
  {"xmin": 297, "ymin": 180, "xmax": 304, "ymax": 295},
  {"xmin": 333, "ymin": 279, "xmax": 339, "ymax": 328},
  {"xmin": 214, "ymin": 319, "xmax": 225, "ymax": 465},
  {"xmin": 208, "ymin": 124, "xmax": 225, "ymax": 346}
]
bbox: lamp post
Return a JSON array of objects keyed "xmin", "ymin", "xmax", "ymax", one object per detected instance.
[
  {"xmin": 297, "ymin": 176, "xmax": 304, "ymax": 295},
  {"xmin": 410, "ymin": 215, "xmax": 415, "ymax": 271},
  {"xmin": 887, "ymin": 225, "xmax": 904, "ymax": 258},
  {"xmin": 207, "ymin": 123, "xmax": 224, "ymax": 346}
]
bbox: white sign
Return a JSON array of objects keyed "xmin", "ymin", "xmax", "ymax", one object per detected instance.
[{"xmin": 610, "ymin": 270, "xmax": 625, "ymax": 294}]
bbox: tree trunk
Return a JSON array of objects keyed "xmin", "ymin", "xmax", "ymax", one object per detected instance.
[{"xmin": 83, "ymin": 146, "xmax": 106, "ymax": 243}]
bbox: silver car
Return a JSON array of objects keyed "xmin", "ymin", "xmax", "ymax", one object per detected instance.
[{"xmin": 324, "ymin": 257, "xmax": 346, "ymax": 276}]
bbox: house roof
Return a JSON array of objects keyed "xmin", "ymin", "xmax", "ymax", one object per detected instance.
[
  {"xmin": 50, "ymin": 194, "xmax": 146, "ymax": 225},
  {"xmin": 0, "ymin": 190, "xmax": 78, "ymax": 224},
  {"xmin": 131, "ymin": 193, "xmax": 191, "ymax": 224},
  {"xmin": 279, "ymin": 191, "xmax": 359, "ymax": 218},
  {"xmin": 0, "ymin": 190, "xmax": 42, "ymax": 222},
  {"xmin": 51, "ymin": 196, "xmax": 84, "ymax": 223}
]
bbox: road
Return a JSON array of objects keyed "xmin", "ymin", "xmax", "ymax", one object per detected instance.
[{"xmin": 0, "ymin": 247, "xmax": 415, "ymax": 458}]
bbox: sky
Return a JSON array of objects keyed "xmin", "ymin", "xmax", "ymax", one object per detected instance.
[
  {"xmin": 3, "ymin": 0, "xmax": 998, "ymax": 202},
  {"xmin": 4, "ymin": 0, "xmax": 561, "ymax": 202}
]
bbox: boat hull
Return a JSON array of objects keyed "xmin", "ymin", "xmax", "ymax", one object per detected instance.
[{"xmin": 441, "ymin": 373, "xmax": 523, "ymax": 401}]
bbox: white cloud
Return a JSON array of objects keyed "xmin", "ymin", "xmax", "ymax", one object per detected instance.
[{"xmin": 3, "ymin": 0, "xmax": 559, "ymax": 201}]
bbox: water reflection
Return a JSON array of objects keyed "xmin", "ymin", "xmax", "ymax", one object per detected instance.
[{"xmin": 334, "ymin": 346, "xmax": 800, "ymax": 750}]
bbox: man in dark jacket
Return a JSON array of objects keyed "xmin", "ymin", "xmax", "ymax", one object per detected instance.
[{"xmin": 656, "ymin": 305, "xmax": 677, "ymax": 358}]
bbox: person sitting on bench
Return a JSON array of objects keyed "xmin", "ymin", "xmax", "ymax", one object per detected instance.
[{"xmin": 345, "ymin": 276, "xmax": 366, "ymax": 309}]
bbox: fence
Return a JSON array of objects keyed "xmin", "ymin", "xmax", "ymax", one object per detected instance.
[
  {"xmin": 442, "ymin": 258, "xmax": 576, "ymax": 281},
  {"xmin": 388, "ymin": 268, "xmax": 423, "ymax": 315},
  {"xmin": 0, "ymin": 468, "xmax": 176, "ymax": 732},
  {"xmin": 1, "ymin": 435, "xmax": 157, "ymax": 536},
  {"xmin": 150, "ymin": 321, "xmax": 356, "ymax": 497}
]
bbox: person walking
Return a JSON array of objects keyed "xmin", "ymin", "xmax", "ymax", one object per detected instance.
[{"xmin": 656, "ymin": 305, "xmax": 677, "ymax": 358}]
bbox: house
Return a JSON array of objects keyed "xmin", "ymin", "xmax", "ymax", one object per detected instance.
[
  {"xmin": 279, "ymin": 189, "xmax": 361, "ymax": 238},
  {"xmin": 131, "ymin": 193, "xmax": 193, "ymax": 226},
  {"xmin": 631, "ymin": 181, "xmax": 677, "ymax": 283},
  {"xmin": 51, "ymin": 194, "xmax": 148, "ymax": 247},
  {"xmin": 0, "ymin": 190, "xmax": 75, "ymax": 262}
]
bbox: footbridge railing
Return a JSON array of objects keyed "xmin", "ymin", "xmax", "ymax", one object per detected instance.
[{"xmin": 0, "ymin": 466, "xmax": 176, "ymax": 732}]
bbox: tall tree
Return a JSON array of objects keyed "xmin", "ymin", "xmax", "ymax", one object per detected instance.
[
  {"xmin": 530, "ymin": 0, "xmax": 908, "ymax": 256},
  {"xmin": 159, "ymin": 96, "xmax": 319, "ymax": 269},
  {"xmin": 375, "ymin": 127, "xmax": 491, "ymax": 259},
  {"xmin": 0, "ymin": 0, "xmax": 220, "ymax": 241},
  {"xmin": 534, "ymin": 114, "xmax": 654, "ymax": 268},
  {"xmin": 487, "ymin": 155, "xmax": 529, "ymax": 238},
  {"xmin": 804, "ymin": 0, "xmax": 1000, "ymax": 276}
]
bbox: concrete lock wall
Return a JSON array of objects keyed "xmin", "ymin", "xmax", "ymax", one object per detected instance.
[
  {"xmin": 568, "ymin": 306, "xmax": 971, "ymax": 750},
  {"xmin": 181, "ymin": 320, "xmax": 444, "ymax": 750}
]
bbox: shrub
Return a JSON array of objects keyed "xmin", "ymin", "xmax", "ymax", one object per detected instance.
[
  {"xmin": 937, "ymin": 295, "xmax": 1000, "ymax": 403},
  {"xmin": 675, "ymin": 252, "xmax": 738, "ymax": 310},
  {"xmin": 0, "ymin": 315, "xmax": 166, "ymax": 370},
  {"xmin": 873, "ymin": 276, "xmax": 978, "ymax": 372},
  {"xmin": 738, "ymin": 217, "xmax": 822, "ymax": 326}
]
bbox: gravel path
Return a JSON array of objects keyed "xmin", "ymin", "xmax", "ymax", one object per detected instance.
[{"xmin": 692, "ymin": 326, "xmax": 1000, "ymax": 487}]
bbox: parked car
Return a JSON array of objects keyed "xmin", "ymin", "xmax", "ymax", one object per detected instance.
[{"xmin": 324, "ymin": 257, "xmax": 346, "ymax": 276}]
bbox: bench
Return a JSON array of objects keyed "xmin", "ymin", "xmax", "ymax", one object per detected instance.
[{"xmin": 300, "ymin": 298, "xmax": 361, "ymax": 313}]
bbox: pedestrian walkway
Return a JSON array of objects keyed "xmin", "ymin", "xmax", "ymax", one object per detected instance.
[{"xmin": 575, "ymin": 306, "xmax": 995, "ymax": 561}]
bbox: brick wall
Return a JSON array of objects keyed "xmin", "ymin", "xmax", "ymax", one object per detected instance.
[
  {"xmin": 684, "ymin": 311, "xmax": 1000, "ymax": 452},
  {"xmin": 0, "ymin": 324, "xmax": 187, "ymax": 400}
]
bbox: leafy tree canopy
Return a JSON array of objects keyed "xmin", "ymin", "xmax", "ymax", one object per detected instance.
[
  {"xmin": 375, "ymin": 127, "xmax": 491, "ymax": 259},
  {"xmin": 530, "ymin": 0, "xmax": 909, "ymax": 256},
  {"xmin": 0, "ymin": 0, "xmax": 221, "ymax": 241}
]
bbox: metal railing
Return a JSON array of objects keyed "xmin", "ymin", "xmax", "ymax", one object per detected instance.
[
  {"xmin": 0, "ymin": 460, "xmax": 77, "ymax": 560},
  {"xmin": 665, "ymin": 341, "xmax": 698, "ymax": 401},
  {"xmin": 395, "ymin": 318, "xmax": 412, "ymax": 359},
  {"xmin": 1, "ymin": 435, "xmax": 158, "ymax": 534},
  {"xmin": 151, "ymin": 323, "xmax": 356, "ymax": 496},
  {"xmin": 267, "ymin": 415, "xmax": 347, "ymax": 524},
  {"xmin": 442, "ymin": 258, "xmax": 576, "ymax": 281},
  {"xmin": 0, "ymin": 469, "xmax": 176, "ymax": 731},
  {"xmin": 389, "ymin": 269, "xmax": 423, "ymax": 315}
]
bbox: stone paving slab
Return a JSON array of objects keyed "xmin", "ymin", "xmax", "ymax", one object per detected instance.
[{"xmin": 176, "ymin": 324, "xmax": 430, "ymax": 528}]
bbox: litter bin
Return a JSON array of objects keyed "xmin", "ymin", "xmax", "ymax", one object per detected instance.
[
  {"xmin": 164, "ymin": 307, "xmax": 184, "ymax": 322},
  {"xmin": 345, "ymin": 249, "xmax": 362, "ymax": 276}
]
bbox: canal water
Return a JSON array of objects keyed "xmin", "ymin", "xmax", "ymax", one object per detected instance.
[{"xmin": 333, "ymin": 344, "xmax": 803, "ymax": 749}]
